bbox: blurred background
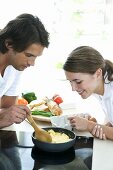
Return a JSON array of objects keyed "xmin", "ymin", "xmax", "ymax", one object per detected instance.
[{"xmin": 0, "ymin": 0, "xmax": 113, "ymax": 122}]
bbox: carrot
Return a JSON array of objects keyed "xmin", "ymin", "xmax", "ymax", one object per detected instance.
[{"xmin": 17, "ymin": 98, "xmax": 28, "ymax": 105}]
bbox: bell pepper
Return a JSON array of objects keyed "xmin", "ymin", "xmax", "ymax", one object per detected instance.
[{"xmin": 22, "ymin": 92, "xmax": 37, "ymax": 104}]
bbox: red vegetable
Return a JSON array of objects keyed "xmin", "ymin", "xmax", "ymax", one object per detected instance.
[
  {"xmin": 17, "ymin": 97, "xmax": 28, "ymax": 105},
  {"xmin": 52, "ymin": 94, "xmax": 63, "ymax": 105}
]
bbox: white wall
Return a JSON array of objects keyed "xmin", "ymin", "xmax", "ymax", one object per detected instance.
[{"xmin": 0, "ymin": 0, "xmax": 112, "ymax": 123}]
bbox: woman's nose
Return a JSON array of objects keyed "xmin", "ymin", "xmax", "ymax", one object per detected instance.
[{"xmin": 71, "ymin": 82, "xmax": 78, "ymax": 91}]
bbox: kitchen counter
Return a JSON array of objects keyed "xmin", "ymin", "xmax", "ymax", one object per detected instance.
[
  {"xmin": 1, "ymin": 120, "xmax": 113, "ymax": 170},
  {"xmin": 92, "ymin": 138, "xmax": 113, "ymax": 170}
]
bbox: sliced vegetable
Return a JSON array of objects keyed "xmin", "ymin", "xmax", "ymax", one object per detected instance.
[
  {"xmin": 17, "ymin": 98, "xmax": 28, "ymax": 105},
  {"xmin": 52, "ymin": 94, "xmax": 63, "ymax": 105},
  {"xmin": 31, "ymin": 110, "xmax": 53, "ymax": 117},
  {"xmin": 22, "ymin": 92, "xmax": 37, "ymax": 103}
]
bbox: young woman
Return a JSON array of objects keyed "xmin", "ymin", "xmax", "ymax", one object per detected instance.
[
  {"xmin": 0, "ymin": 13, "xmax": 49, "ymax": 128},
  {"xmin": 63, "ymin": 46, "xmax": 113, "ymax": 140}
]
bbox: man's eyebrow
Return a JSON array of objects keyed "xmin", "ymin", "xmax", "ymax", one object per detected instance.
[{"xmin": 24, "ymin": 52, "xmax": 36, "ymax": 57}]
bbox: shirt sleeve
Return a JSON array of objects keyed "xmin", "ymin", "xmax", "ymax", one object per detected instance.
[{"xmin": 4, "ymin": 70, "xmax": 22, "ymax": 96}]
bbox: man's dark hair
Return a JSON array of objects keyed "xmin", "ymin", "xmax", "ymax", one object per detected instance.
[{"xmin": 0, "ymin": 13, "xmax": 49, "ymax": 53}]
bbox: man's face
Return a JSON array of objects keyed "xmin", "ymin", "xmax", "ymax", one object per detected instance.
[{"xmin": 8, "ymin": 43, "xmax": 44, "ymax": 71}]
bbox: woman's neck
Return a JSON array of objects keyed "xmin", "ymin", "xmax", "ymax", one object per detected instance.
[{"xmin": 96, "ymin": 79, "xmax": 104, "ymax": 95}]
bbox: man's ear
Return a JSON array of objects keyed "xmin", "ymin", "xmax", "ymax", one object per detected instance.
[{"xmin": 5, "ymin": 39, "xmax": 13, "ymax": 49}]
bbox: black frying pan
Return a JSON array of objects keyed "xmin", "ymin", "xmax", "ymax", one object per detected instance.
[
  {"xmin": 32, "ymin": 127, "xmax": 76, "ymax": 152},
  {"xmin": 31, "ymin": 146, "xmax": 75, "ymax": 165}
]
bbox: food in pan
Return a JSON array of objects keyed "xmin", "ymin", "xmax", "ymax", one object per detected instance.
[
  {"xmin": 48, "ymin": 129, "xmax": 71, "ymax": 143},
  {"xmin": 32, "ymin": 127, "xmax": 76, "ymax": 152}
]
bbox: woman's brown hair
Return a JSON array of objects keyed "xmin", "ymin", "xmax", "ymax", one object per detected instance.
[{"xmin": 63, "ymin": 46, "xmax": 113, "ymax": 82}]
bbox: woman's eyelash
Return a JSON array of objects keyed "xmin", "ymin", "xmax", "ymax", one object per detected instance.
[
  {"xmin": 69, "ymin": 80, "xmax": 82, "ymax": 84},
  {"xmin": 76, "ymin": 81, "xmax": 82, "ymax": 84}
]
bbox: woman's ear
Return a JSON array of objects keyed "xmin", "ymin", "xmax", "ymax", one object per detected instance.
[{"xmin": 96, "ymin": 68, "xmax": 102, "ymax": 78}]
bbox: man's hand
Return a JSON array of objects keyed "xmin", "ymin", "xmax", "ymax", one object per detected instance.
[{"xmin": 0, "ymin": 105, "xmax": 31, "ymax": 128}]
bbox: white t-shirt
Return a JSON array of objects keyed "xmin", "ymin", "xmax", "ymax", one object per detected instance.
[
  {"xmin": 93, "ymin": 81, "xmax": 113, "ymax": 125},
  {"xmin": 0, "ymin": 65, "xmax": 22, "ymax": 97}
]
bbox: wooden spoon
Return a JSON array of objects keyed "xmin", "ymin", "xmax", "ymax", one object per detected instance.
[{"xmin": 27, "ymin": 114, "xmax": 52, "ymax": 143}]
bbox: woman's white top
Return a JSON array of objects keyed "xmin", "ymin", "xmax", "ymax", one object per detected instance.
[
  {"xmin": 0, "ymin": 66, "xmax": 22, "ymax": 97},
  {"xmin": 93, "ymin": 81, "xmax": 113, "ymax": 125}
]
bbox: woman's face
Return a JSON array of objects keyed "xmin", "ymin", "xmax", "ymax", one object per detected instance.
[
  {"xmin": 7, "ymin": 43, "xmax": 44, "ymax": 71},
  {"xmin": 65, "ymin": 70, "xmax": 103, "ymax": 99}
]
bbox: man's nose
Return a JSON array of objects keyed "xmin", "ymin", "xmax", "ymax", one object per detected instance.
[{"xmin": 28, "ymin": 58, "xmax": 35, "ymax": 66}]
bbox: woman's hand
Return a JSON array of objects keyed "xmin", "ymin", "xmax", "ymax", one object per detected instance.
[
  {"xmin": 91, "ymin": 121, "xmax": 112, "ymax": 139},
  {"xmin": 68, "ymin": 116, "xmax": 89, "ymax": 130},
  {"xmin": 0, "ymin": 105, "xmax": 31, "ymax": 128},
  {"xmin": 76, "ymin": 113, "xmax": 97, "ymax": 122},
  {"xmin": 68, "ymin": 113, "xmax": 97, "ymax": 131},
  {"xmin": 91, "ymin": 124, "xmax": 106, "ymax": 140}
]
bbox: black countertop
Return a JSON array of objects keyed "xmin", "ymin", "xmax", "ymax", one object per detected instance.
[{"xmin": 0, "ymin": 130, "xmax": 93, "ymax": 170}]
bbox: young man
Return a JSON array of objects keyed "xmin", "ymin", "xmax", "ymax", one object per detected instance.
[{"xmin": 0, "ymin": 13, "xmax": 49, "ymax": 128}]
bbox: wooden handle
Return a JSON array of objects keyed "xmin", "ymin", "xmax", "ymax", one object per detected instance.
[
  {"xmin": 27, "ymin": 114, "xmax": 41, "ymax": 131},
  {"xmin": 27, "ymin": 114, "xmax": 52, "ymax": 143}
]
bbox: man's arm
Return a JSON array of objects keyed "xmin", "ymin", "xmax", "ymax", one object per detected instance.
[{"xmin": 0, "ymin": 96, "xmax": 17, "ymax": 108}]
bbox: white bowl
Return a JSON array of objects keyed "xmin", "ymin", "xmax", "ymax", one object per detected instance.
[{"xmin": 50, "ymin": 115, "xmax": 72, "ymax": 131}]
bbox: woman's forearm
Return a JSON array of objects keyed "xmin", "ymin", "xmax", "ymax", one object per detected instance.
[
  {"xmin": 101, "ymin": 125, "xmax": 113, "ymax": 140},
  {"xmin": 87, "ymin": 120, "xmax": 97, "ymax": 132},
  {"xmin": 87, "ymin": 120, "xmax": 113, "ymax": 141}
]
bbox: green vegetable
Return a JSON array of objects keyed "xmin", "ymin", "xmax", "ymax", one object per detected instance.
[
  {"xmin": 22, "ymin": 92, "xmax": 37, "ymax": 104},
  {"xmin": 31, "ymin": 110, "xmax": 53, "ymax": 117}
]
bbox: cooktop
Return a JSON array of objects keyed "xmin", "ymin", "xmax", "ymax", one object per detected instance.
[{"xmin": 0, "ymin": 130, "xmax": 93, "ymax": 170}]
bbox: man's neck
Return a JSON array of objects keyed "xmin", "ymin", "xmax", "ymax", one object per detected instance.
[{"xmin": 0, "ymin": 53, "xmax": 9, "ymax": 76}]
